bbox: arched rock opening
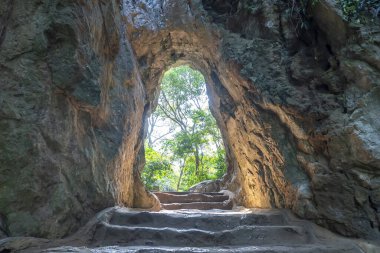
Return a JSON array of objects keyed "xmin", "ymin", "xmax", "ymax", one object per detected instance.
[
  {"xmin": 0, "ymin": 0, "xmax": 379, "ymax": 241},
  {"xmin": 127, "ymin": 0, "xmax": 312, "ymax": 213},
  {"xmin": 124, "ymin": 0, "xmax": 380, "ymax": 240}
]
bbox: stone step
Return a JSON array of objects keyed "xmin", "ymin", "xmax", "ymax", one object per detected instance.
[
  {"xmin": 161, "ymin": 201, "xmax": 233, "ymax": 210},
  {"xmin": 92, "ymin": 224, "xmax": 310, "ymax": 247},
  {"xmin": 109, "ymin": 210, "xmax": 287, "ymax": 229},
  {"xmin": 154, "ymin": 192, "xmax": 229, "ymax": 203},
  {"xmin": 43, "ymin": 245, "xmax": 363, "ymax": 253},
  {"xmin": 155, "ymin": 191, "xmax": 224, "ymax": 196},
  {"xmin": 18, "ymin": 208, "xmax": 365, "ymax": 253}
]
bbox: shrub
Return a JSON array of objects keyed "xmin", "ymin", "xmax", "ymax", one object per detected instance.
[{"xmin": 338, "ymin": 0, "xmax": 380, "ymax": 22}]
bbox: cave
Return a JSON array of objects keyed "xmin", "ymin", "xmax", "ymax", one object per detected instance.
[{"xmin": 1, "ymin": 0, "xmax": 380, "ymax": 251}]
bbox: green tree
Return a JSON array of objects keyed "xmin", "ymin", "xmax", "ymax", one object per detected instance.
[
  {"xmin": 143, "ymin": 65, "xmax": 227, "ymax": 191},
  {"xmin": 142, "ymin": 146, "xmax": 176, "ymax": 191}
]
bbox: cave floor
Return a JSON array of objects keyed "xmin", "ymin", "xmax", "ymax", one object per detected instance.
[{"xmin": 6, "ymin": 207, "xmax": 373, "ymax": 253}]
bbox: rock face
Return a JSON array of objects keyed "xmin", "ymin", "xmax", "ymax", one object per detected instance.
[
  {"xmin": 0, "ymin": 0, "xmax": 158, "ymax": 238},
  {"xmin": 189, "ymin": 179, "xmax": 222, "ymax": 192},
  {"xmin": 0, "ymin": 0, "xmax": 380, "ymax": 241},
  {"xmin": 154, "ymin": 191, "xmax": 233, "ymax": 210}
]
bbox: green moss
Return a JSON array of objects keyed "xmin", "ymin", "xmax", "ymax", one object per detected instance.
[{"xmin": 338, "ymin": 0, "xmax": 380, "ymax": 23}]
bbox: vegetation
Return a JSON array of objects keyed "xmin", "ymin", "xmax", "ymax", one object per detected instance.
[
  {"xmin": 338, "ymin": 0, "xmax": 380, "ymax": 22},
  {"xmin": 286, "ymin": 0, "xmax": 379, "ymax": 33},
  {"xmin": 141, "ymin": 147, "xmax": 176, "ymax": 191},
  {"xmin": 285, "ymin": 0, "xmax": 320, "ymax": 35},
  {"xmin": 142, "ymin": 66, "xmax": 227, "ymax": 191}
]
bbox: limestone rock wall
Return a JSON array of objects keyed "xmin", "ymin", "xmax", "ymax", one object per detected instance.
[
  {"xmin": 0, "ymin": 0, "xmax": 157, "ymax": 238},
  {"xmin": 0, "ymin": 0, "xmax": 379, "ymax": 242},
  {"xmin": 125, "ymin": 0, "xmax": 380, "ymax": 240},
  {"xmin": 209, "ymin": 0, "xmax": 380, "ymax": 239}
]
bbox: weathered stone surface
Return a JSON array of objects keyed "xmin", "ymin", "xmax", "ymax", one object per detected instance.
[
  {"xmin": 0, "ymin": 208, "xmax": 370, "ymax": 252},
  {"xmin": 1, "ymin": 0, "xmax": 380, "ymax": 243},
  {"xmin": 0, "ymin": 214, "xmax": 7, "ymax": 239},
  {"xmin": 161, "ymin": 201, "xmax": 233, "ymax": 210},
  {"xmin": 123, "ymin": 0, "xmax": 380, "ymax": 240},
  {"xmin": 0, "ymin": 0, "xmax": 158, "ymax": 238},
  {"xmin": 154, "ymin": 192, "xmax": 228, "ymax": 204},
  {"xmin": 153, "ymin": 192, "xmax": 232, "ymax": 210},
  {"xmin": 189, "ymin": 179, "xmax": 222, "ymax": 193}
]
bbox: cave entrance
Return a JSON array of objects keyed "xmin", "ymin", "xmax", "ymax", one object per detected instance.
[{"xmin": 143, "ymin": 65, "xmax": 226, "ymax": 192}]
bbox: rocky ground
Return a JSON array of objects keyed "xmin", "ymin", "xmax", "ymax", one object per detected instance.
[{"xmin": 1, "ymin": 207, "xmax": 377, "ymax": 253}]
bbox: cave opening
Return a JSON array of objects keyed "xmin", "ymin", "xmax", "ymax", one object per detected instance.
[{"xmin": 142, "ymin": 65, "xmax": 227, "ymax": 192}]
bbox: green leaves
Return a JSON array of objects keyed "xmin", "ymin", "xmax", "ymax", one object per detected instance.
[
  {"xmin": 340, "ymin": 0, "xmax": 362, "ymax": 21},
  {"xmin": 142, "ymin": 147, "xmax": 176, "ymax": 191},
  {"xmin": 286, "ymin": 0, "xmax": 379, "ymax": 33},
  {"xmin": 338, "ymin": 0, "xmax": 380, "ymax": 22},
  {"xmin": 142, "ymin": 66, "xmax": 226, "ymax": 191}
]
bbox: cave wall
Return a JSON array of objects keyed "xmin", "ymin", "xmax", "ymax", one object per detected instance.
[
  {"xmin": 0, "ymin": 0, "xmax": 157, "ymax": 238},
  {"xmin": 0, "ymin": 0, "xmax": 379, "ymax": 242},
  {"xmin": 125, "ymin": 0, "xmax": 380, "ymax": 240}
]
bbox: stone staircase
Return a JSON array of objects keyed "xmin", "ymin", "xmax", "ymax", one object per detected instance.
[
  {"xmin": 80, "ymin": 208, "xmax": 363, "ymax": 252},
  {"xmin": 154, "ymin": 192, "xmax": 233, "ymax": 210},
  {"xmin": 2, "ymin": 208, "xmax": 368, "ymax": 252}
]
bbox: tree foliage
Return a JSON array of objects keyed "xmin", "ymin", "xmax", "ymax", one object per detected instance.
[
  {"xmin": 142, "ymin": 147, "xmax": 176, "ymax": 191},
  {"xmin": 338, "ymin": 0, "xmax": 380, "ymax": 22},
  {"xmin": 285, "ymin": 0, "xmax": 379, "ymax": 33},
  {"xmin": 142, "ymin": 66, "xmax": 226, "ymax": 191}
]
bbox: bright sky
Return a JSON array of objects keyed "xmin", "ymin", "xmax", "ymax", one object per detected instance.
[{"xmin": 149, "ymin": 92, "xmax": 210, "ymax": 151}]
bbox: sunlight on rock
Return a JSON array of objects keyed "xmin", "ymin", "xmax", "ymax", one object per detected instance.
[{"xmin": 0, "ymin": 0, "xmax": 380, "ymax": 251}]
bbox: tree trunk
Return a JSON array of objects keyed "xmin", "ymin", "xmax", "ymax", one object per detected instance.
[
  {"xmin": 195, "ymin": 145, "xmax": 200, "ymax": 175},
  {"xmin": 176, "ymin": 158, "xmax": 186, "ymax": 191}
]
